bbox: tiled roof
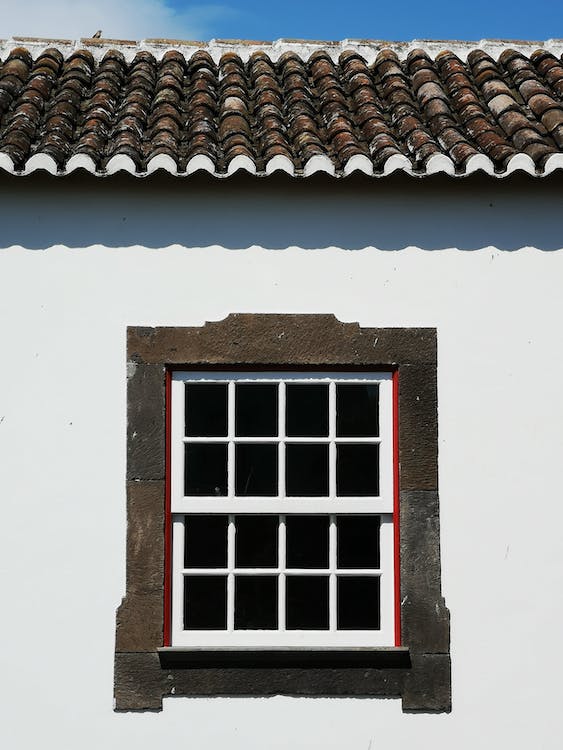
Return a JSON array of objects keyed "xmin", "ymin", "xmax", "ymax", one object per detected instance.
[{"xmin": 2, "ymin": 37, "xmax": 563, "ymax": 178}]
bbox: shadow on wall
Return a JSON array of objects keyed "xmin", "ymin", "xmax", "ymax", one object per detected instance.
[{"xmin": 0, "ymin": 171, "xmax": 561, "ymax": 252}]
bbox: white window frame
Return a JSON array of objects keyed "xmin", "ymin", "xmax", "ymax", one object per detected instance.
[{"xmin": 170, "ymin": 371, "xmax": 395, "ymax": 649}]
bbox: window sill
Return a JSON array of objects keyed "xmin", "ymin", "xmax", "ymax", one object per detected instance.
[{"xmin": 158, "ymin": 645, "xmax": 410, "ymax": 668}]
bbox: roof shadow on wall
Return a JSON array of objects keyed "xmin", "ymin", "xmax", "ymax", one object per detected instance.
[{"xmin": 0, "ymin": 171, "xmax": 561, "ymax": 252}]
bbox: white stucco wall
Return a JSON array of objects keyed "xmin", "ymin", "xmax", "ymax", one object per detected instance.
[{"xmin": 1, "ymin": 172, "xmax": 562, "ymax": 749}]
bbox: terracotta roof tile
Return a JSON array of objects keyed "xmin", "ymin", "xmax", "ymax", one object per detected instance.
[{"xmin": 2, "ymin": 38, "xmax": 563, "ymax": 176}]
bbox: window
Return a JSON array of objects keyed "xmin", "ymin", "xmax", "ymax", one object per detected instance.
[
  {"xmin": 115, "ymin": 315, "xmax": 450, "ymax": 712},
  {"xmin": 170, "ymin": 372, "xmax": 396, "ymax": 648}
]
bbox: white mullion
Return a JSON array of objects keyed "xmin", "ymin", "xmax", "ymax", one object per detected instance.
[
  {"xmin": 181, "ymin": 568, "xmax": 381, "ymax": 576},
  {"xmin": 278, "ymin": 515, "xmax": 286, "ymax": 631},
  {"xmin": 278, "ymin": 381, "xmax": 286, "ymax": 499},
  {"xmin": 329, "ymin": 514, "xmax": 337, "ymax": 631},
  {"xmin": 227, "ymin": 514, "xmax": 235, "ymax": 631},
  {"xmin": 378, "ymin": 377, "xmax": 393, "ymax": 509},
  {"xmin": 329, "ymin": 381, "xmax": 336, "ymax": 500},
  {"xmin": 379, "ymin": 514, "xmax": 394, "ymax": 643},
  {"xmin": 183, "ymin": 436, "xmax": 382, "ymax": 444},
  {"xmin": 227, "ymin": 381, "xmax": 235, "ymax": 499},
  {"xmin": 171, "ymin": 379, "xmax": 186, "ymax": 513},
  {"xmin": 172, "ymin": 515, "xmax": 185, "ymax": 639}
]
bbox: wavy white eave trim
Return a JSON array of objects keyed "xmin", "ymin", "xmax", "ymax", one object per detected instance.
[
  {"xmin": 265, "ymin": 154, "xmax": 295, "ymax": 176},
  {"xmin": 343, "ymin": 155, "xmax": 373, "ymax": 176},
  {"xmin": 2, "ymin": 152, "xmax": 563, "ymax": 178},
  {"xmin": 24, "ymin": 152, "xmax": 58, "ymax": 175},
  {"xmin": 304, "ymin": 154, "xmax": 336, "ymax": 177},
  {"xmin": 543, "ymin": 153, "xmax": 563, "ymax": 176},
  {"xmin": 146, "ymin": 153, "xmax": 178, "ymax": 175},
  {"xmin": 505, "ymin": 153, "xmax": 537, "ymax": 175},
  {"xmin": 3, "ymin": 37, "xmax": 563, "ymax": 66},
  {"xmin": 227, "ymin": 154, "xmax": 256, "ymax": 176}
]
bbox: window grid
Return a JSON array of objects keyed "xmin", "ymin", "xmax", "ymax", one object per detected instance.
[
  {"xmin": 172, "ymin": 373, "xmax": 393, "ymax": 514},
  {"xmin": 178, "ymin": 513, "xmax": 388, "ymax": 634},
  {"xmin": 171, "ymin": 371, "xmax": 395, "ymax": 648}
]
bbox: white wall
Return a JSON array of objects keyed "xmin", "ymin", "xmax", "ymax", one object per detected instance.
[{"xmin": 1, "ymin": 172, "xmax": 562, "ymax": 749}]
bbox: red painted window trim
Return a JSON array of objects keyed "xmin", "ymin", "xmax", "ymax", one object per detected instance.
[
  {"xmin": 392, "ymin": 368, "xmax": 401, "ymax": 647},
  {"xmin": 163, "ymin": 368, "xmax": 172, "ymax": 647}
]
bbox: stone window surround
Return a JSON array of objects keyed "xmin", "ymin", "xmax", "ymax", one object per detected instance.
[{"xmin": 115, "ymin": 314, "xmax": 450, "ymax": 712}]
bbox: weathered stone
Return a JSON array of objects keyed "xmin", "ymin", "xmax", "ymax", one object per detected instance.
[
  {"xmin": 402, "ymin": 654, "xmax": 451, "ymax": 712},
  {"xmin": 400, "ymin": 491, "xmax": 450, "ymax": 653},
  {"xmin": 115, "ymin": 481, "xmax": 165, "ymax": 651},
  {"xmin": 398, "ymin": 363, "xmax": 438, "ymax": 491},
  {"xmin": 126, "ymin": 363, "xmax": 165, "ymax": 480},
  {"xmin": 127, "ymin": 315, "xmax": 437, "ymax": 367}
]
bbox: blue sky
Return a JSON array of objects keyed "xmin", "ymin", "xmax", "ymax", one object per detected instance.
[
  {"xmin": 167, "ymin": 0, "xmax": 561, "ymax": 41},
  {"xmin": 3, "ymin": 0, "xmax": 563, "ymax": 42}
]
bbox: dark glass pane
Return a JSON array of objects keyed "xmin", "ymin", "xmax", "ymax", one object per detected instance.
[
  {"xmin": 185, "ymin": 383, "xmax": 228, "ymax": 437},
  {"xmin": 185, "ymin": 515, "xmax": 228, "ymax": 568},
  {"xmin": 286, "ymin": 444, "xmax": 329, "ymax": 496},
  {"xmin": 336, "ymin": 384, "xmax": 379, "ymax": 437},
  {"xmin": 337, "ymin": 576, "xmax": 380, "ymax": 630},
  {"xmin": 286, "ymin": 384, "xmax": 329, "ymax": 437},
  {"xmin": 286, "ymin": 516, "xmax": 329, "ymax": 568},
  {"xmin": 184, "ymin": 576, "xmax": 227, "ymax": 630},
  {"xmin": 336, "ymin": 444, "xmax": 379, "ymax": 496},
  {"xmin": 235, "ymin": 515, "xmax": 278, "ymax": 568},
  {"xmin": 235, "ymin": 576, "xmax": 277, "ymax": 629},
  {"xmin": 337, "ymin": 516, "xmax": 380, "ymax": 569},
  {"xmin": 286, "ymin": 576, "xmax": 329, "ymax": 630},
  {"xmin": 235, "ymin": 443, "xmax": 278, "ymax": 496},
  {"xmin": 235, "ymin": 383, "xmax": 278, "ymax": 437},
  {"xmin": 185, "ymin": 443, "xmax": 227, "ymax": 496}
]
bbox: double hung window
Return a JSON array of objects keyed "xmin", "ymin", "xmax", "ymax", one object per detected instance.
[{"xmin": 170, "ymin": 371, "xmax": 397, "ymax": 649}]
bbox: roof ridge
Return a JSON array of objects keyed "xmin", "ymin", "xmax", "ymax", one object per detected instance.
[{"xmin": 1, "ymin": 37, "xmax": 563, "ymax": 64}]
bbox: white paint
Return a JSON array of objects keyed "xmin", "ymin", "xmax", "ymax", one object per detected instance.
[
  {"xmin": 265, "ymin": 154, "xmax": 295, "ymax": 176},
  {"xmin": 146, "ymin": 153, "xmax": 178, "ymax": 175},
  {"xmin": 3, "ymin": 37, "xmax": 563, "ymax": 65},
  {"xmin": 464, "ymin": 153, "xmax": 495, "ymax": 176},
  {"xmin": 425, "ymin": 153, "xmax": 456, "ymax": 176},
  {"xmin": 66, "ymin": 154, "xmax": 97, "ymax": 174},
  {"xmin": 0, "ymin": 152, "xmax": 15, "ymax": 173},
  {"xmin": 23, "ymin": 152, "xmax": 58, "ymax": 175},
  {"xmin": 185, "ymin": 153, "xmax": 215, "ymax": 175},
  {"xmin": 303, "ymin": 154, "xmax": 335, "ymax": 177},
  {"xmin": 105, "ymin": 154, "xmax": 137, "ymax": 175},
  {"xmin": 1, "ymin": 173, "xmax": 563, "ymax": 748},
  {"xmin": 343, "ymin": 154, "xmax": 373, "ymax": 177},
  {"xmin": 226, "ymin": 154, "xmax": 256, "ymax": 176}
]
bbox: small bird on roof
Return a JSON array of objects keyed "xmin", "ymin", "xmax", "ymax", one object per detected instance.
[{"xmin": 92, "ymin": 30, "xmax": 102, "ymax": 38}]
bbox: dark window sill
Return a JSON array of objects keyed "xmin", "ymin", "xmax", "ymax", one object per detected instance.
[{"xmin": 158, "ymin": 646, "xmax": 411, "ymax": 669}]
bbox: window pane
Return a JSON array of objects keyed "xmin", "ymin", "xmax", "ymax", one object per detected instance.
[
  {"xmin": 184, "ymin": 576, "xmax": 227, "ymax": 630},
  {"xmin": 235, "ymin": 443, "xmax": 278, "ymax": 496},
  {"xmin": 185, "ymin": 515, "xmax": 228, "ymax": 568},
  {"xmin": 286, "ymin": 576, "xmax": 329, "ymax": 630},
  {"xmin": 286, "ymin": 444, "xmax": 329, "ymax": 496},
  {"xmin": 286, "ymin": 516, "xmax": 329, "ymax": 568},
  {"xmin": 235, "ymin": 576, "xmax": 278, "ymax": 629},
  {"xmin": 337, "ymin": 576, "xmax": 380, "ymax": 630},
  {"xmin": 235, "ymin": 515, "xmax": 278, "ymax": 568},
  {"xmin": 336, "ymin": 384, "xmax": 379, "ymax": 437},
  {"xmin": 235, "ymin": 383, "xmax": 278, "ymax": 437},
  {"xmin": 337, "ymin": 516, "xmax": 380, "ymax": 569},
  {"xmin": 336, "ymin": 444, "xmax": 379, "ymax": 496},
  {"xmin": 185, "ymin": 443, "xmax": 228, "ymax": 496},
  {"xmin": 286, "ymin": 384, "xmax": 328, "ymax": 437},
  {"xmin": 185, "ymin": 383, "xmax": 227, "ymax": 437}
]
